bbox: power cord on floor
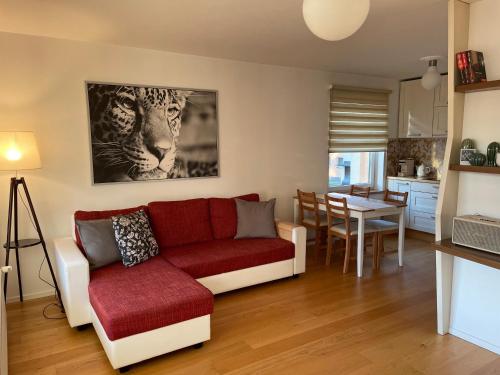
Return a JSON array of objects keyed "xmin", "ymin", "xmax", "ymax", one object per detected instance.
[{"xmin": 17, "ymin": 188, "xmax": 66, "ymax": 320}]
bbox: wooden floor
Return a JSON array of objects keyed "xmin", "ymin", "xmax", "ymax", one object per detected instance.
[{"xmin": 7, "ymin": 238, "xmax": 500, "ymax": 374}]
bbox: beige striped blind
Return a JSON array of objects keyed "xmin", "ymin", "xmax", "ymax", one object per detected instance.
[{"xmin": 329, "ymin": 85, "xmax": 391, "ymax": 153}]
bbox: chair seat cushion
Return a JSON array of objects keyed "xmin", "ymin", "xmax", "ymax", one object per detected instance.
[
  {"xmin": 328, "ymin": 221, "xmax": 380, "ymax": 236},
  {"xmin": 302, "ymin": 217, "xmax": 329, "ymax": 227},
  {"xmin": 365, "ymin": 219, "xmax": 399, "ymax": 231},
  {"xmin": 161, "ymin": 238, "xmax": 295, "ymax": 279},
  {"xmin": 89, "ymin": 257, "xmax": 213, "ymax": 341}
]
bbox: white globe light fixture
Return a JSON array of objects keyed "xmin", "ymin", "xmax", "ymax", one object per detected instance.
[
  {"xmin": 302, "ymin": 0, "xmax": 370, "ymax": 41},
  {"xmin": 420, "ymin": 56, "xmax": 443, "ymax": 90}
]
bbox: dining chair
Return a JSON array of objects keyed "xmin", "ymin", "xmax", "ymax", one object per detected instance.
[
  {"xmin": 366, "ymin": 190, "xmax": 409, "ymax": 269},
  {"xmin": 296, "ymin": 189, "xmax": 328, "ymax": 256},
  {"xmin": 349, "ymin": 185, "xmax": 371, "ymax": 198},
  {"xmin": 324, "ymin": 195, "xmax": 378, "ymax": 273}
]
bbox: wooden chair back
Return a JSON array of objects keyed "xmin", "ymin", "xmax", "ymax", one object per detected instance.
[
  {"xmin": 297, "ymin": 189, "xmax": 321, "ymax": 225},
  {"xmin": 384, "ymin": 190, "xmax": 408, "ymax": 205},
  {"xmin": 349, "ymin": 185, "xmax": 371, "ymax": 198},
  {"xmin": 324, "ymin": 194, "xmax": 350, "ymax": 229}
]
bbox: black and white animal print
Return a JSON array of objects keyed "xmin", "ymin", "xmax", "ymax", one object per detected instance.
[
  {"xmin": 111, "ymin": 210, "xmax": 159, "ymax": 267},
  {"xmin": 87, "ymin": 83, "xmax": 219, "ymax": 183}
]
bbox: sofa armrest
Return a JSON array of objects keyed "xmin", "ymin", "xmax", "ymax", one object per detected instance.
[
  {"xmin": 54, "ymin": 237, "xmax": 91, "ymax": 327},
  {"xmin": 276, "ymin": 221, "xmax": 306, "ymax": 274}
]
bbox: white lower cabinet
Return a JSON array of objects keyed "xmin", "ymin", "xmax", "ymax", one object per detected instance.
[
  {"xmin": 410, "ymin": 191, "xmax": 438, "ymax": 214},
  {"xmin": 387, "ymin": 178, "xmax": 439, "ymax": 234},
  {"xmin": 409, "ymin": 209, "xmax": 436, "ymax": 233}
]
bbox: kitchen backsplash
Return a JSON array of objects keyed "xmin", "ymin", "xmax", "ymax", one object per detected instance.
[{"xmin": 387, "ymin": 138, "xmax": 447, "ymax": 179}]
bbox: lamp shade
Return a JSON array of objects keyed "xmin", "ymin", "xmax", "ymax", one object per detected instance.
[
  {"xmin": 0, "ymin": 131, "xmax": 41, "ymax": 171},
  {"xmin": 303, "ymin": 0, "xmax": 370, "ymax": 41}
]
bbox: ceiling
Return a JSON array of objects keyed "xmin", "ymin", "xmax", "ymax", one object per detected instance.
[{"xmin": 0, "ymin": 0, "xmax": 448, "ymax": 79}]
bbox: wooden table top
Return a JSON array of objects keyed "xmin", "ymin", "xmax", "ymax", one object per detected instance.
[
  {"xmin": 293, "ymin": 193, "xmax": 406, "ymax": 213},
  {"xmin": 435, "ymin": 239, "xmax": 500, "ymax": 270}
]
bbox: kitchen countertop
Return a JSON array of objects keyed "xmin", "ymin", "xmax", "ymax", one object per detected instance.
[{"xmin": 387, "ymin": 176, "xmax": 440, "ymax": 184}]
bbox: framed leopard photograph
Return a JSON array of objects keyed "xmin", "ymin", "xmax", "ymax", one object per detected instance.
[{"xmin": 85, "ymin": 82, "xmax": 219, "ymax": 184}]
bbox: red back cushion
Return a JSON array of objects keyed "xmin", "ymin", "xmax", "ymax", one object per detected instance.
[
  {"xmin": 148, "ymin": 198, "xmax": 213, "ymax": 248},
  {"xmin": 74, "ymin": 205, "xmax": 148, "ymax": 253},
  {"xmin": 208, "ymin": 194, "xmax": 260, "ymax": 240}
]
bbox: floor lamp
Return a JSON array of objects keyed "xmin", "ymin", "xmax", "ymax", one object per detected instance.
[{"xmin": 0, "ymin": 131, "xmax": 63, "ymax": 308}]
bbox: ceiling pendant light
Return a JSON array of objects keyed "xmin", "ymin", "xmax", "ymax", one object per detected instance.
[
  {"xmin": 420, "ymin": 56, "xmax": 443, "ymax": 90},
  {"xmin": 302, "ymin": 0, "xmax": 370, "ymax": 41}
]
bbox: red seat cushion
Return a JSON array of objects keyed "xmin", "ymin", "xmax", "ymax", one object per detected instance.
[
  {"xmin": 209, "ymin": 194, "xmax": 260, "ymax": 240},
  {"xmin": 161, "ymin": 238, "xmax": 295, "ymax": 279},
  {"xmin": 74, "ymin": 206, "xmax": 148, "ymax": 253},
  {"xmin": 148, "ymin": 199, "xmax": 213, "ymax": 247},
  {"xmin": 89, "ymin": 257, "xmax": 213, "ymax": 341}
]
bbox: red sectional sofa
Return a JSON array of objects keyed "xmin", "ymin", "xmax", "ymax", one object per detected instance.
[{"xmin": 54, "ymin": 194, "xmax": 306, "ymax": 371}]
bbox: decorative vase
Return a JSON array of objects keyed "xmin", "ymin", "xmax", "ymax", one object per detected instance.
[
  {"xmin": 469, "ymin": 152, "xmax": 487, "ymax": 166},
  {"xmin": 486, "ymin": 142, "xmax": 500, "ymax": 166},
  {"xmin": 461, "ymin": 138, "xmax": 475, "ymax": 149}
]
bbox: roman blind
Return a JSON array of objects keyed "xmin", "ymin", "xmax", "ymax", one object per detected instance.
[{"xmin": 329, "ymin": 85, "xmax": 391, "ymax": 153}]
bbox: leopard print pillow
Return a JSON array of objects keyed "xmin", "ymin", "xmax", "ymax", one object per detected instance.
[{"xmin": 111, "ymin": 209, "xmax": 159, "ymax": 267}]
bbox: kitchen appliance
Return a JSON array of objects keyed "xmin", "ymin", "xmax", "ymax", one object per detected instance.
[
  {"xmin": 452, "ymin": 215, "xmax": 500, "ymax": 255},
  {"xmin": 416, "ymin": 164, "xmax": 431, "ymax": 178},
  {"xmin": 398, "ymin": 159, "xmax": 415, "ymax": 177}
]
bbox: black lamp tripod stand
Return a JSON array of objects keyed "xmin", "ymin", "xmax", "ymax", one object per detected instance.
[{"xmin": 3, "ymin": 176, "xmax": 63, "ymax": 309}]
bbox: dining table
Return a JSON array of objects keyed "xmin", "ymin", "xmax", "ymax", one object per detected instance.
[{"xmin": 293, "ymin": 192, "xmax": 407, "ymax": 277}]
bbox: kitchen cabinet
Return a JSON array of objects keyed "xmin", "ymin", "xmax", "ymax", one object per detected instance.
[
  {"xmin": 434, "ymin": 75, "xmax": 448, "ymax": 107},
  {"xmin": 387, "ymin": 179, "xmax": 411, "ymax": 226},
  {"xmin": 433, "ymin": 75, "xmax": 448, "ymax": 137},
  {"xmin": 398, "ymin": 76, "xmax": 448, "ymax": 138},
  {"xmin": 387, "ymin": 177, "xmax": 439, "ymax": 234},
  {"xmin": 432, "ymin": 106, "xmax": 448, "ymax": 136},
  {"xmin": 399, "ymin": 79, "xmax": 434, "ymax": 138}
]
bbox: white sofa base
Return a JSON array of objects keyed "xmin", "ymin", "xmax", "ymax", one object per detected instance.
[
  {"xmin": 198, "ymin": 259, "xmax": 295, "ymax": 294},
  {"xmin": 91, "ymin": 307, "xmax": 210, "ymax": 370}
]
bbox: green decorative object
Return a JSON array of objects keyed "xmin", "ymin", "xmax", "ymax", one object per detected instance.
[
  {"xmin": 469, "ymin": 152, "xmax": 487, "ymax": 166},
  {"xmin": 461, "ymin": 138, "xmax": 475, "ymax": 149},
  {"xmin": 486, "ymin": 142, "xmax": 500, "ymax": 166}
]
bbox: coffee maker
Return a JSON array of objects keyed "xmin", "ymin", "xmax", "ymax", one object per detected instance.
[{"xmin": 398, "ymin": 159, "xmax": 415, "ymax": 177}]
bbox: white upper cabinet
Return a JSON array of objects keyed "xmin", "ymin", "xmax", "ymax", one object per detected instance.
[
  {"xmin": 434, "ymin": 75, "xmax": 448, "ymax": 107},
  {"xmin": 398, "ymin": 76, "xmax": 448, "ymax": 138},
  {"xmin": 399, "ymin": 79, "xmax": 435, "ymax": 138},
  {"xmin": 433, "ymin": 106, "xmax": 448, "ymax": 137},
  {"xmin": 432, "ymin": 75, "xmax": 448, "ymax": 137}
]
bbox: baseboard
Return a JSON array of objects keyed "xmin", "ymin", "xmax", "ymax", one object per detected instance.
[
  {"xmin": 449, "ymin": 327, "xmax": 500, "ymax": 355},
  {"xmin": 6, "ymin": 288, "xmax": 54, "ymax": 304}
]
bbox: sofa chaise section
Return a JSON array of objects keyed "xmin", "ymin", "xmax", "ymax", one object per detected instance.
[
  {"xmin": 89, "ymin": 257, "xmax": 213, "ymax": 341},
  {"xmin": 88, "ymin": 257, "xmax": 212, "ymax": 369}
]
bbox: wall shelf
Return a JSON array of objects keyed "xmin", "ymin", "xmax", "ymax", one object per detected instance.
[
  {"xmin": 455, "ymin": 80, "xmax": 500, "ymax": 93},
  {"xmin": 435, "ymin": 239, "xmax": 500, "ymax": 270},
  {"xmin": 449, "ymin": 164, "xmax": 500, "ymax": 174}
]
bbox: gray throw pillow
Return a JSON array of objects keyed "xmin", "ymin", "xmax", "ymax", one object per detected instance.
[
  {"xmin": 111, "ymin": 209, "xmax": 159, "ymax": 267},
  {"xmin": 75, "ymin": 219, "xmax": 122, "ymax": 271},
  {"xmin": 235, "ymin": 198, "xmax": 277, "ymax": 239}
]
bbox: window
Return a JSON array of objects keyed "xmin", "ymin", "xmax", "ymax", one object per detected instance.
[
  {"xmin": 328, "ymin": 86, "xmax": 390, "ymax": 191},
  {"xmin": 328, "ymin": 151, "xmax": 385, "ymax": 189}
]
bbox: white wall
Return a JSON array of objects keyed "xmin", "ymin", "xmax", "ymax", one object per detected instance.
[
  {"xmin": 452, "ymin": 0, "xmax": 500, "ymax": 354},
  {"xmin": 0, "ymin": 32, "xmax": 399, "ymax": 301}
]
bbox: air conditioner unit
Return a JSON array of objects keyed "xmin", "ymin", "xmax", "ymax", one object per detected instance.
[{"xmin": 452, "ymin": 215, "xmax": 500, "ymax": 255}]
